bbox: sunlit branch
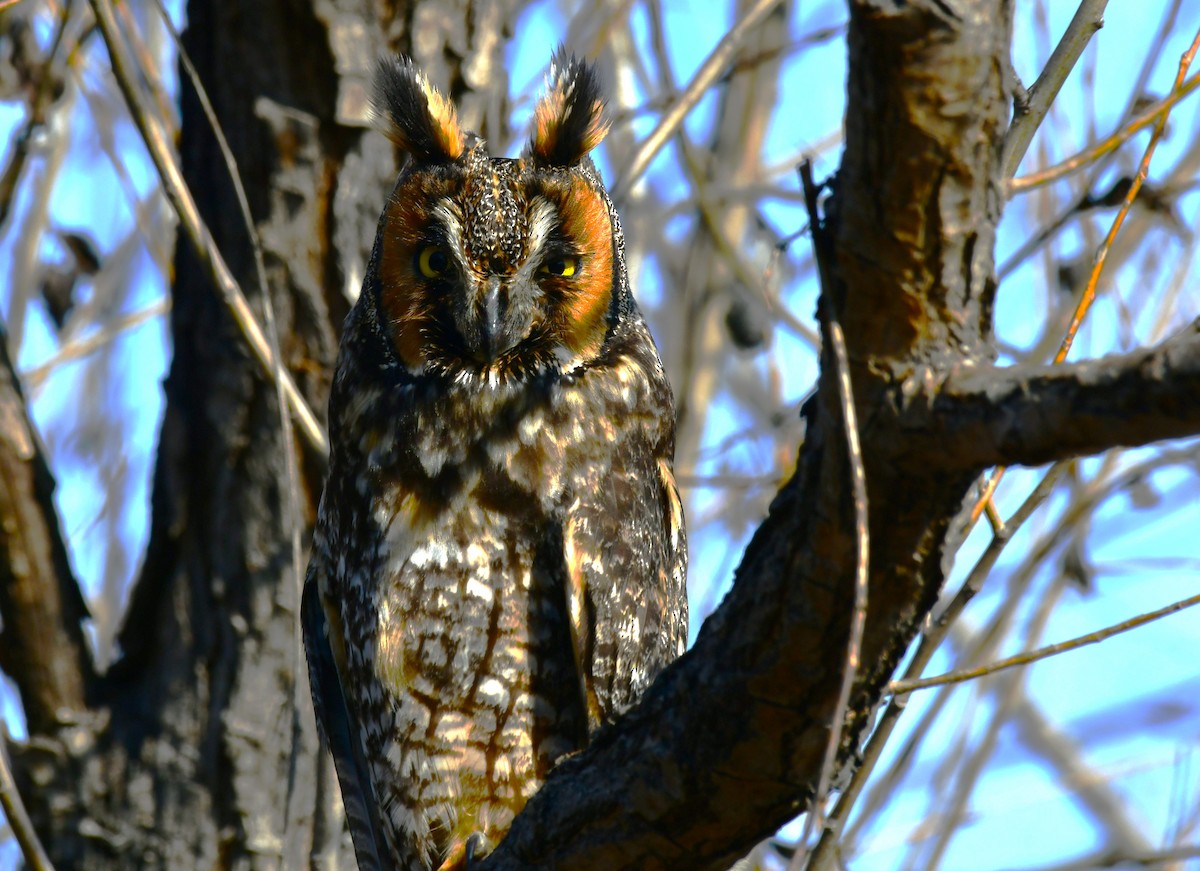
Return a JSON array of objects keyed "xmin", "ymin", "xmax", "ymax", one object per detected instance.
[
  {"xmin": 1001, "ymin": 0, "xmax": 1108, "ymax": 179},
  {"xmin": 87, "ymin": 0, "xmax": 329, "ymax": 458},
  {"xmin": 0, "ymin": 737, "xmax": 55, "ymax": 871},
  {"xmin": 1009, "ymin": 70, "xmax": 1200, "ymax": 194},
  {"xmin": 793, "ymin": 160, "xmax": 870, "ymax": 868},
  {"xmin": 611, "ymin": 0, "xmax": 783, "ymax": 202},
  {"xmin": 1056, "ymin": 27, "xmax": 1200, "ymax": 365},
  {"xmin": 964, "ymin": 26, "xmax": 1198, "ymax": 531},
  {"xmin": 922, "ymin": 573, "xmax": 1067, "ymax": 868},
  {"xmin": 889, "ymin": 587, "xmax": 1200, "ymax": 695},
  {"xmin": 897, "ymin": 319, "xmax": 1200, "ymax": 470},
  {"xmin": 807, "ymin": 461, "xmax": 1066, "ymax": 869}
]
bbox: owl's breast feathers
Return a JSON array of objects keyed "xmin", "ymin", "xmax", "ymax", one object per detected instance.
[{"xmin": 311, "ymin": 305, "xmax": 684, "ymax": 867}]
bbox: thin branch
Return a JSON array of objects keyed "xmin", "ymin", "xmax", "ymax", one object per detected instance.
[
  {"xmin": 611, "ymin": 0, "xmax": 783, "ymax": 202},
  {"xmin": 0, "ymin": 0, "xmax": 73, "ymax": 231},
  {"xmin": 964, "ymin": 21, "xmax": 1197, "ymax": 526},
  {"xmin": 0, "ymin": 733, "xmax": 55, "ymax": 871},
  {"xmin": 793, "ymin": 161, "xmax": 869, "ymax": 867},
  {"xmin": 969, "ymin": 466, "xmax": 1004, "ymax": 526},
  {"xmin": 839, "ymin": 442, "xmax": 1197, "ymax": 853},
  {"xmin": 922, "ymin": 575, "xmax": 1067, "ymax": 870},
  {"xmin": 113, "ymin": 2, "xmax": 176, "ymax": 130},
  {"xmin": 1020, "ymin": 844, "xmax": 1200, "ymax": 871},
  {"xmin": 86, "ymin": 0, "xmax": 329, "ymax": 458},
  {"xmin": 1, "ymin": 2, "xmax": 78, "ymax": 356},
  {"xmin": 678, "ymin": 138, "xmax": 820, "ymax": 347},
  {"xmin": 807, "ymin": 461, "xmax": 1067, "ymax": 870},
  {"xmin": 22, "ymin": 299, "xmax": 170, "ymax": 388},
  {"xmin": 1054, "ymin": 26, "xmax": 1200, "ymax": 364},
  {"xmin": 1009, "ymin": 69, "xmax": 1200, "ymax": 194},
  {"xmin": 1012, "ymin": 691, "xmax": 1153, "ymax": 853},
  {"xmin": 890, "ymin": 586, "xmax": 1200, "ymax": 695},
  {"xmin": 1001, "ymin": 0, "xmax": 1108, "ymax": 179}
]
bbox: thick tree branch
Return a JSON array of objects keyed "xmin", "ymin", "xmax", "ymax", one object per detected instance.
[
  {"xmin": 894, "ymin": 319, "xmax": 1200, "ymax": 470},
  {"xmin": 483, "ymin": 1, "xmax": 1010, "ymax": 867},
  {"xmin": 0, "ymin": 331, "xmax": 93, "ymax": 736}
]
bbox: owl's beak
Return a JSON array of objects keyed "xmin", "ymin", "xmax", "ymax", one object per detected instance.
[{"xmin": 470, "ymin": 277, "xmax": 520, "ymax": 362}]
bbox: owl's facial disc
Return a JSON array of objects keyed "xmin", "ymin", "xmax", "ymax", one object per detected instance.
[
  {"xmin": 372, "ymin": 50, "xmax": 619, "ymax": 381},
  {"xmin": 377, "ymin": 156, "xmax": 614, "ymax": 378}
]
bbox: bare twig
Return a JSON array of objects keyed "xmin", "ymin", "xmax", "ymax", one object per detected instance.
[
  {"xmin": 86, "ymin": 0, "xmax": 329, "ymax": 458},
  {"xmin": 678, "ymin": 139, "xmax": 820, "ymax": 347},
  {"xmin": 794, "ymin": 159, "xmax": 869, "ymax": 868},
  {"xmin": 964, "ymin": 21, "xmax": 1199, "ymax": 528},
  {"xmin": 921, "ymin": 575, "xmax": 1067, "ymax": 870},
  {"xmin": 890, "ymin": 586, "xmax": 1200, "ymax": 695},
  {"xmin": 0, "ymin": 734, "xmax": 55, "ymax": 871},
  {"xmin": 1009, "ymin": 70, "xmax": 1200, "ymax": 194},
  {"xmin": 973, "ymin": 0, "xmax": 1109, "ymax": 523},
  {"xmin": 1020, "ymin": 844, "xmax": 1200, "ymax": 871},
  {"xmin": 807, "ymin": 461, "xmax": 1067, "ymax": 869},
  {"xmin": 1, "ymin": 1, "xmax": 77, "ymax": 356},
  {"xmin": 22, "ymin": 299, "xmax": 170, "ymax": 388},
  {"xmin": 0, "ymin": 1, "xmax": 73, "ymax": 231},
  {"xmin": 1013, "ymin": 691, "xmax": 1153, "ymax": 853},
  {"xmin": 1002, "ymin": 0, "xmax": 1109, "ymax": 179},
  {"xmin": 611, "ymin": 0, "xmax": 783, "ymax": 202},
  {"xmin": 1055, "ymin": 26, "xmax": 1200, "ymax": 363}
]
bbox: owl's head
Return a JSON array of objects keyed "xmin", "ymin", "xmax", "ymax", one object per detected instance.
[{"xmin": 368, "ymin": 53, "xmax": 628, "ymax": 382}]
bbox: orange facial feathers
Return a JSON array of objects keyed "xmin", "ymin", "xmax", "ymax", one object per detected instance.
[
  {"xmin": 376, "ymin": 176, "xmax": 457, "ymax": 369},
  {"xmin": 553, "ymin": 180, "xmax": 614, "ymax": 359}
]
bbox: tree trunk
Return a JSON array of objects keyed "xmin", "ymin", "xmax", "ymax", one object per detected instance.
[{"xmin": 8, "ymin": 1, "xmax": 519, "ymax": 867}]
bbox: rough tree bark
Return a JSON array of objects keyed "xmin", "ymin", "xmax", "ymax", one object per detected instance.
[
  {"xmin": 482, "ymin": 1, "xmax": 1200, "ymax": 868},
  {"xmin": 1, "ymin": 0, "xmax": 1199, "ymax": 870}
]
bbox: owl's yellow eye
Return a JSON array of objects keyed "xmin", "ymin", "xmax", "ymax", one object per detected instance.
[
  {"xmin": 540, "ymin": 255, "xmax": 579, "ymax": 278},
  {"xmin": 417, "ymin": 246, "xmax": 449, "ymax": 278}
]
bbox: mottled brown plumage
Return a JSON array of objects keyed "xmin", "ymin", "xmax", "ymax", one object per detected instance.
[{"xmin": 303, "ymin": 53, "xmax": 687, "ymax": 870}]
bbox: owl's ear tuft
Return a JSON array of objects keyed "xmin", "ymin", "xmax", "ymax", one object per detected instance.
[
  {"xmin": 372, "ymin": 56, "xmax": 465, "ymax": 163},
  {"xmin": 530, "ymin": 52, "xmax": 610, "ymax": 167}
]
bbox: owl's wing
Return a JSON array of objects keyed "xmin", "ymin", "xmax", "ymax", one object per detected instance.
[
  {"xmin": 302, "ymin": 564, "xmax": 388, "ymax": 871},
  {"xmin": 566, "ymin": 440, "xmax": 688, "ymax": 729}
]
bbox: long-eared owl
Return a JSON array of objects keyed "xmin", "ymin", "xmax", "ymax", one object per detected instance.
[{"xmin": 302, "ymin": 53, "xmax": 687, "ymax": 870}]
